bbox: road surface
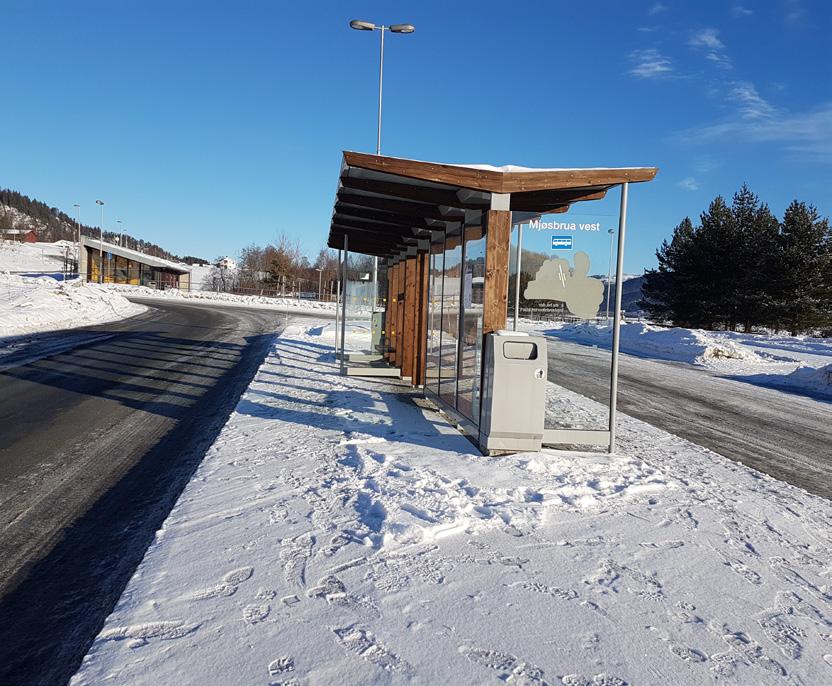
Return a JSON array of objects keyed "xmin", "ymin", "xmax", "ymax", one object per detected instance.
[
  {"xmin": 546, "ymin": 338, "xmax": 832, "ymax": 500},
  {"xmin": 0, "ymin": 299, "xmax": 310, "ymax": 685}
]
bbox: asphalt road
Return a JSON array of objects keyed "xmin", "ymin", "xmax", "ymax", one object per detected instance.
[
  {"xmin": 546, "ymin": 338, "xmax": 832, "ymax": 500},
  {"xmin": 0, "ymin": 299, "xmax": 306, "ymax": 686}
]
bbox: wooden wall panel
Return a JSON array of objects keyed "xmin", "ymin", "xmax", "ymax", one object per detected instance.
[
  {"xmin": 395, "ymin": 261, "xmax": 406, "ymax": 369},
  {"xmin": 483, "ymin": 209, "xmax": 511, "ymax": 335},
  {"xmin": 389, "ymin": 264, "xmax": 400, "ymax": 365},
  {"xmin": 402, "ymin": 256, "xmax": 418, "ymax": 380},
  {"xmin": 384, "ymin": 266, "xmax": 393, "ymax": 361},
  {"xmin": 415, "ymin": 252, "xmax": 430, "ymax": 386}
]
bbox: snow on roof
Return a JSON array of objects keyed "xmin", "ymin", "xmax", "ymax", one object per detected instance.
[
  {"xmin": 80, "ymin": 236, "xmax": 190, "ymax": 273},
  {"xmin": 346, "ymin": 152, "xmax": 654, "ymax": 174}
]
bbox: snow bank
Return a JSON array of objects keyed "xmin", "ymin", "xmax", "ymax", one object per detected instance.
[
  {"xmin": 0, "ymin": 274, "xmax": 146, "ymax": 338},
  {"xmin": 0, "ymin": 240, "xmax": 76, "ymax": 273},
  {"xmin": 530, "ymin": 320, "xmax": 832, "ymax": 397},
  {"xmin": 102, "ymin": 283, "xmax": 337, "ymax": 314},
  {"xmin": 73, "ymin": 320, "xmax": 832, "ymax": 686},
  {"xmin": 783, "ymin": 362, "xmax": 832, "ymax": 394},
  {"xmin": 742, "ymin": 362, "xmax": 832, "ymax": 398},
  {"xmin": 539, "ymin": 321, "xmax": 760, "ymax": 365}
]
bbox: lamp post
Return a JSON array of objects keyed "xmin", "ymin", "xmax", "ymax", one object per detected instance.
[
  {"xmin": 316, "ymin": 268, "xmax": 323, "ymax": 301},
  {"xmin": 73, "ymin": 203, "xmax": 81, "ymax": 278},
  {"xmin": 348, "ymin": 19, "xmax": 415, "ymax": 156},
  {"xmin": 116, "ymin": 219, "xmax": 124, "ymax": 248},
  {"xmin": 95, "ymin": 200, "xmax": 105, "ymax": 283},
  {"xmin": 605, "ymin": 228, "xmax": 614, "ymax": 321},
  {"xmin": 349, "ymin": 19, "xmax": 415, "ymax": 311}
]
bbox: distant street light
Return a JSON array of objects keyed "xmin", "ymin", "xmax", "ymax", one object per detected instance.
[
  {"xmin": 95, "ymin": 200, "xmax": 105, "ymax": 283},
  {"xmin": 349, "ymin": 18, "xmax": 415, "ymax": 309},
  {"xmin": 605, "ymin": 228, "xmax": 615, "ymax": 321},
  {"xmin": 73, "ymin": 203, "xmax": 81, "ymax": 278},
  {"xmin": 316, "ymin": 267, "xmax": 323, "ymax": 301},
  {"xmin": 116, "ymin": 219, "xmax": 123, "ymax": 248}
]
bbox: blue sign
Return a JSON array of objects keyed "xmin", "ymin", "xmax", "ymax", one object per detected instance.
[{"xmin": 551, "ymin": 235, "xmax": 573, "ymax": 250}]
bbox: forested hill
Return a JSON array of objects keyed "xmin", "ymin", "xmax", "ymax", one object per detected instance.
[{"xmin": 0, "ymin": 188, "xmax": 202, "ymax": 263}]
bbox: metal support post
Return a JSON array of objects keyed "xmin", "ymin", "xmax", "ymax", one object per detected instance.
[
  {"xmin": 340, "ymin": 235, "xmax": 349, "ymax": 374},
  {"xmin": 513, "ymin": 222, "xmax": 523, "ymax": 331},
  {"xmin": 335, "ymin": 248, "xmax": 341, "ymax": 358},
  {"xmin": 608, "ymin": 183, "xmax": 629, "ymax": 454},
  {"xmin": 376, "ymin": 28, "xmax": 384, "ymax": 155}
]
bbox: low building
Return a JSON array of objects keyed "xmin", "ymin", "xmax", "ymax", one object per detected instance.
[
  {"xmin": 80, "ymin": 236, "xmax": 190, "ymax": 289},
  {"xmin": 1, "ymin": 228, "xmax": 38, "ymax": 243}
]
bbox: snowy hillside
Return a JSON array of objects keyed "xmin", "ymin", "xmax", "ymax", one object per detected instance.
[{"xmin": 0, "ymin": 240, "xmax": 77, "ymax": 274}]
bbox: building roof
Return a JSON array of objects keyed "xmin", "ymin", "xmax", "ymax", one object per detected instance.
[
  {"xmin": 327, "ymin": 151, "xmax": 658, "ymax": 259},
  {"xmin": 81, "ymin": 236, "xmax": 190, "ymax": 274}
]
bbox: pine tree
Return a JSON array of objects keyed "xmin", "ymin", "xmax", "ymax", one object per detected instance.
[
  {"xmin": 641, "ymin": 217, "xmax": 701, "ymax": 325},
  {"xmin": 775, "ymin": 201, "xmax": 832, "ymax": 334},
  {"xmin": 730, "ymin": 185, "xmax": 780, "ymax": 331}
]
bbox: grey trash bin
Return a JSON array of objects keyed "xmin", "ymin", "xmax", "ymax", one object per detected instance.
[{"xmin": 479, "ymin": 331, "xmax": 547, "ymax": 454}]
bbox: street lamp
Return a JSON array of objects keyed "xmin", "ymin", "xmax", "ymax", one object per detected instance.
[
  {"xmin": 116, "ymin": 220, "xmax": 123, "ymax": 248},
  {"xmin": 349, "ymin": 19, "xmax": 415, "ymax": 156},
  {"xmin": 95, "ymin": 200, "xmax": 105, "ymax": 283},
  {"xmin": 349, "ymin": 19, "xmax": 415, "ymax": 310},
  {"xmin": 605, "ymin": 228, "xmax": 615, "ymax": 321},
  {"xmin": 73, "ymin": 203, "xmax": 81, "ymax": 278},
  {"xmin": 316, "ymin": 267, "xmax": 324, "ymax": 301}
]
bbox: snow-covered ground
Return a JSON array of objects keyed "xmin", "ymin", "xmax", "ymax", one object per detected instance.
[
  {"xmin": 103, "ymin": 282, "xmax": 337, "ymax": 316},
  {"xmin": 73, "ymin": 321, "xmax": 832, "ymax": 686},
  {"xmin": 0, "ymin": 274, "xmax": 146, "ymax": 339},
  {"xmin": 522, "ymin": 320, "xmax": 832, "ymax": 398},
  {"xmin": 0, "ymin": 239, "xmax": 77, "ymax": 273}
]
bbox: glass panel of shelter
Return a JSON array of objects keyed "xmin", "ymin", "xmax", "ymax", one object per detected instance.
[
  {"xmin": 438, "ymin": 229, "xmax": 462, "ymax": 407},
  {"xmin": 341, "ymin": 251, "xmax": 377, "ymax": 363},
  {"xmin": 509, "ymin": 193, "xmax": 621, "ymax": 431},
  {"xmin": 423, "ymin": 215, "xmax": 489, "ymax": 424},
  {"xmin": 335, "ymin": 251, "xmax": 388, "ymax": 367},
  {"xmin": 456, "ymin": 222, "xmax": 486, "ymax": 422},
  {"xmin": 425, "ymin": 241, "xmax": 444, "ymax": 395}
]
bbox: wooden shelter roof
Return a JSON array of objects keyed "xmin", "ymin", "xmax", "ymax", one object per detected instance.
[{"xmin": 327, "ymin": 151, "xmax": 658, "ymax": 258}]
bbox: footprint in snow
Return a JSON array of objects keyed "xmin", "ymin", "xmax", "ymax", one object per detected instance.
[
  {"xmin": 243, "ymin": 603, "xmax": 270, "ymax": 624},
  {"xmin": 188, "ymin": 566, "xmax": 254, "ymax": 600},
  {"xmin": 97, "ymin": 620, "xmax": 200, "ymax": 649},
  {"xmin": 268, "ymin": 655, "xmax": 294, "ymax": 676}
]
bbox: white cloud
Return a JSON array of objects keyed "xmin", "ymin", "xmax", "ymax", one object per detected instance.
[
  {"xmin": 688, "ymin": 28, "xmax": 724, "ymax": 50},
  {"xmin": 629, "ymin": 48, "xmax": 673, "ymax": 79},
  {"xmin": 676, "ymin": 94, "xmax": 832, "ymax": 163},
  {"xmin": 706, "ymin": 52, "xmax": 733, "ymax": 69},
  {"xmin": 678, "ymin": 177, "xmax": 699, "ymax": 191},
  {"xmin": 784, "ymin": 0, "xmax": 805, "ymax": 24},
  {"xmin": 729, "ymin": 82, "xmax": 778, "ymax": 120},
  {"xmin": 689, "ymin": 28, "xmax": 732, "ymax": 69},
  {"xmin": 648, "ymin": 2, "xmax": 668, "ymax": 15},
  {"xmin": 731, "ymin": 5, "xmax": 753, "ymax": 17}
]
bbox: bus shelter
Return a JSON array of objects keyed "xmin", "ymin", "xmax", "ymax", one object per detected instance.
[{"xmin": 328, "ymin": 152, "xmax": 657, "ymax": 452}]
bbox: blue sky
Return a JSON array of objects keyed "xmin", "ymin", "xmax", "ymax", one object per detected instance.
[{"xmin": 1, "ymin": 0, "xmax": 829, "ymax": 272}]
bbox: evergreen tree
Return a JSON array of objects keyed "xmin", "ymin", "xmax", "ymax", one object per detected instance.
[
  {"xmin": 774, "ymin": 201, "xmax": 832, "ymax": 334},
  {"xmin": 641, "ymin": 217, "xmax": 701, "ymax": 325},
  {"xmin": 730, "ymin": 185, "xmax": 780, "ymax": 331}
]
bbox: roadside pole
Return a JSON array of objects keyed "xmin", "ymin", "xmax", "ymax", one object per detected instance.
[
  {"xmin": 513, "ymin": 222, "xmax": 523, "ymax": 330},
  {"xmin": 339, "ymin": 237, "xmax": 349, "ymax": 374},
  {"xmin": 335, "ymin": 248, "xmax": 341, "ymax": 360},
  {"xmin": 608, "ymin": 183, "xmax": 629, "ymax": 454}
]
